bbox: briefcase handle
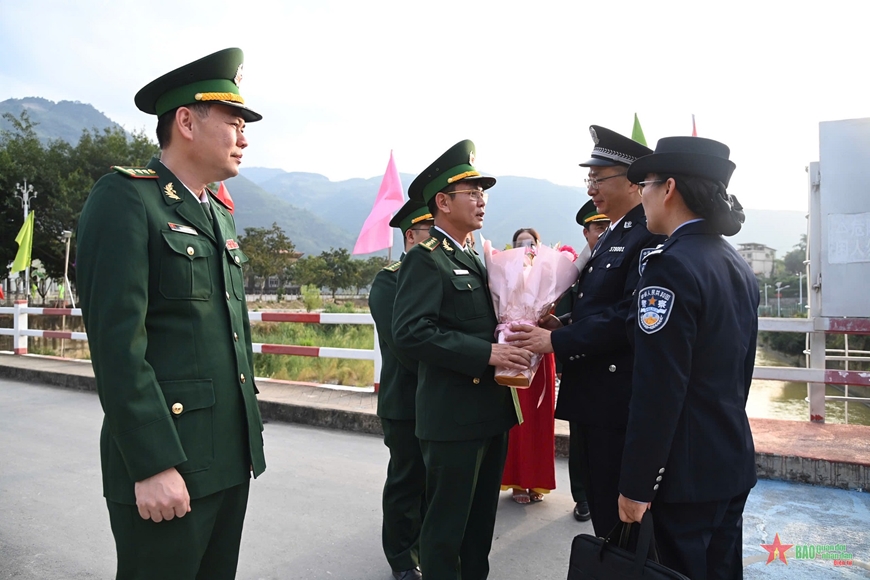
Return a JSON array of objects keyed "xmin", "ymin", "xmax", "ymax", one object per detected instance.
[{"xmin": 598, "ymin": 510, "xmax": 660, "ymax": 574}]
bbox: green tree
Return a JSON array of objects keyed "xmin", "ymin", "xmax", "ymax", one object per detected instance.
[
  {"xmin": 782, "ymin": 234, "xmax": 808, "ymax": 275},
  {"xmin": 237, "ymin": 223, "xmax": 296, "ymax": 299},
  {"xmin": 320, "ymin": 247, "xmax": 359, "ymax": 299},
  {"xmin": 293, "ymin": 255, "xmax": 331, "ymax": 290},
  {"xmin": 355, "ymin": 256, "xmax": 389, "ymax": 294}
]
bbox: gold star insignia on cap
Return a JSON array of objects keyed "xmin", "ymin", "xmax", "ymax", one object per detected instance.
[{"xmin": 164, "ymin": 183, "xmax": 181, "ymax": 200}]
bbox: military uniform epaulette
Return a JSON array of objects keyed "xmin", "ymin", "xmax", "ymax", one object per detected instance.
[
  {"xmin": 419, "ymin": 236, "xmax": 439, "ymax": 251},
  {"xmin": 112, "ymin": 166, "xmax": 159, "ymax": 179},
  {"xmin": 383, "ymin": 260, "xmax": 402, "ymax": 272}
]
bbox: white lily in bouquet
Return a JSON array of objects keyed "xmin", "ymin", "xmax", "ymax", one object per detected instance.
[{"xmin": 481, "ymin": 235, "xmax": 591, "ymax": 389}]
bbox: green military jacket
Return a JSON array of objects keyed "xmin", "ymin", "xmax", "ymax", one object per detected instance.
[
  {"xmin": 392, "ymin": 228, "xmax": 517, "ymax": 441},
  {"xmin": 369, "ymin": 255, "xmax": 419, "ymax": 421},
  {"xmin": 76, "ymin": 157, "xmax": 265, "ymax": 505}
]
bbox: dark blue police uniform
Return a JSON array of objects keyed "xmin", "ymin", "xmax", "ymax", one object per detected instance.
[
  {"xmin": 620, "ymin": 220, "xmax": 758, "ymax": 578},
  {"xmin": 551, "ymin": 201, "xmax": 665, "ymax": 536}
]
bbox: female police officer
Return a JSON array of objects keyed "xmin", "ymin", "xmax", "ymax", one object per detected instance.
[{"xmin": 616, "ymin": 136, "xmax": 758, "ymax": 580}]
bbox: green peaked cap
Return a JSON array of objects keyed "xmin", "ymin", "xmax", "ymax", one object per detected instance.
[
  {"xmin": 575, "ymin": 199, "xmax": 611, "ymax": 227},
  {"xmin": 408, "ymin": 139, "xmax": 496, "ymax": 203},
  {"xmin": 389, "ymin": 199, "xmax": 433, "ymax": 233},
  {"xmin": 135, "ymin": 47, "xmax": 262, "ymax": 122}
]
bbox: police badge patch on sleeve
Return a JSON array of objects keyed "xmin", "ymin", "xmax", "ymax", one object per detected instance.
[
  {"xmin": 638, "ymin": 286, "xmax": 675, "ymax": 334},
  {"xmin": 639, "ymin": 247, "xmax": 660, "ymax": 276}
]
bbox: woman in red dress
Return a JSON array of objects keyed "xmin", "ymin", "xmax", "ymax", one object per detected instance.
[{"xmin": 501, "ymin": 228, "xmax": 557, "ymax": 503}]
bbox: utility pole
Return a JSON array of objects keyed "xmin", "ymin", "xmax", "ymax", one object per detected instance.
[
  {"xmin": 775, "ymin": 282, "xmax": 790, "ymax": 317},
  {"xmin": 14, "ymin": 180, "xmax": 38, "ymax": 299},
  {"xmin": 798, "ymin": 271, "xmax": 805, "ymax": 311}
]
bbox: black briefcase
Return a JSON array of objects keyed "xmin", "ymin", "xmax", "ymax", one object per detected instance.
[{"xmin": 567, "ymin": 511, "xmax": 690, "ymax": 579}]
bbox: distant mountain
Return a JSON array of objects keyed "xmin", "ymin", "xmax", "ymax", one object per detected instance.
[
  {"xmin": 224, "ymin": 174, "xmax": 356, "ymax": 255},
  {"xmin": 0, "ymin": 97, "xmax": 125, "ymax": 144}
]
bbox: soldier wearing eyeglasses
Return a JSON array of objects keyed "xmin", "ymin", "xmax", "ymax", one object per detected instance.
[
  {"xmin": 392, "ymin": 139, "xmax": 532, "ymax": 580},
  {"xmin": 507, "ymin": 126, "xmax": 665, "ymax": 537},
  {"xmin": 369, "ymin": 199, "xmax": 434, "ymax": 580}
]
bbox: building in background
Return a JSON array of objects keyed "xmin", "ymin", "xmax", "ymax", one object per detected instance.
[{"xmin": 738, "ymin": 243, "xmax": 776, "ymax": 277}]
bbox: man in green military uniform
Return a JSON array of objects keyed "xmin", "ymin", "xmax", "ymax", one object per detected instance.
[
  {"xmin": 392, "ymin": 140, "xmax": 532, "ymax": 580},
  {"xmin": 577, "ymin": 199, "xmax": 611, "ymax": 251},
  {"xmin": 76, "ymin": 48, "xmax": 265, "ymax": 579},
  {"xmin": 369, "ymin": 199, "xmax": 434, "ymax": 580}
]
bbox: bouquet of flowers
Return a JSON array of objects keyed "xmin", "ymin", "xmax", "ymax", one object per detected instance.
[{"xmin": 481, "ymin": 236, "xmax": 591, "ymax": 387}]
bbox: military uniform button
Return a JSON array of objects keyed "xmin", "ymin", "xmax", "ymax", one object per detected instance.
[
  {"xmin": 588, "ymin": 266, "xmax": 593, "ymax": 273},
  {"xmin": 171, "ymin": 403, "xmax": 183, "ymax": 415},
  {"xmin": 606, "ymin": 263, "xmax": 611, "ymax": 269},
  {"xmin": 225, "ymin": 291, "xmax": 230, "ymax": 300},
  {"xmin": 581, "ymin": 354, "xmax": 586, "ymax": 358},
  {"xmin": 579, "ymin": 292, "xmax": 584, "ymax": 298},
  {"xmin": 659, "ymin": 468, "xmax": 665, "ymax": 474},
  {"xmin": 240, "ymin": 373, "xmax": 246, "ymax": 383},
  {"xmin": 233, "ymin": 332, "xmax": 239, "ymax": 341},
  {"xmin": 653, "ymin": 484, "xmax": 659, "ymax": 490},
  {"xmin": 656, "ymin": 476, "xmax": 663, "ymax": 482},
  {"xmin": 472, "ymin": 378, "xmax": 480, "ymax": 384},
  {"xmin": 234, "ymin": 255, "xmax": 241, "ymax": 264},
  {"xmin": 186, "ymin": 246, "xmax": 194, "ymax": 256},
  {"xmin": 608, "ymin": 364, "xmax": 616, "ymax": 372}
]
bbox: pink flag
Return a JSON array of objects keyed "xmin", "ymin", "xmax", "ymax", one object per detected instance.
[
  {"xmin": 352, "ymin": 151, "xmax": 405, "ymax": 255},
  {"xmin": 216, "ymin": 181, "xmax": 235, "ymax": 214},
  {"xmin": 692, "ymin": 114, "xmax": 698, "ymax": 137}
]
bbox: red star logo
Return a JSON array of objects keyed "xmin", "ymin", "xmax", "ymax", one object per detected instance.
[{"xmin": 761, "ymin": 533, "xmax": 794, "ymax": 565}]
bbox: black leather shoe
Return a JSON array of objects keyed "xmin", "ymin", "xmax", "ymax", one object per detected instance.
[
  {"xmin": 573, "ymin": 501, "xmax": 591, "ymax": 522},
  {"xmin": 392, "ymin": 567, "xmax": 422, "ymax": 580}
]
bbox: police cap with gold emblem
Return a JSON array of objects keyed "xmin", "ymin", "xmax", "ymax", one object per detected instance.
[
  {"xmin": 575, "ymin": 199, "xmax": 611, "ymax": 227},
  {"xmin": 135, "ymin": 47, "xmax": 262, "ymax": 122},
  {"xmin": 408, "ymin": 140, "xmax": 496, "ymax": 203},
  {"xmin": 389, "ymin": 199, "xmax": 433, "ymax": 234},
  {"xmin": 580, "ymin": 125, "xmax": 652, "ymax": 167}
]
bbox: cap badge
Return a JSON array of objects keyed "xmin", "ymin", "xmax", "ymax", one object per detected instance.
[
  {"xmin": 590, "ymin": 126, "xmax": 599, "ymax": 144},
  {"xmin": 164, "ymin": 183, "xmax": 181, "ymax": 200},
  {"xmin": 233, "ymin": 63, "xmax": 244, "ymax": 87},
  {"xmin": 469, "ymin": 151, "xmax": 475, "ymax": 166}
]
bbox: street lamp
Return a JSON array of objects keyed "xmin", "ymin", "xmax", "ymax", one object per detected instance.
[
  {"xmin": 763, "ymin": 283, "xmax": 770, "ymax": 310},
  {"xmin": 14, "ymin": 180, "xmax": 38, "ymax": 299},
  {"xmin": 775, "ymin": 282, "xmax": 790, "ymax": 317}
]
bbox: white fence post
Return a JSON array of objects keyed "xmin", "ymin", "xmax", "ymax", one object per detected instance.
[{"xmin": 13, "ymin": 300, "xmax": 28, "ymax": 355}]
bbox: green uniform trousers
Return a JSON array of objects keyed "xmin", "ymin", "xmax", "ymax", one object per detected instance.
[
  {"xmin": 381, "ymin": 418, "xmax": 427, "ymax": 572},
  {"xmin": 107, "ymin": 480, "xmax": 249, "ymax": 580},
  {"xmin": 419, "ymin": 432, "xmax": 509, "ymax": 580}
]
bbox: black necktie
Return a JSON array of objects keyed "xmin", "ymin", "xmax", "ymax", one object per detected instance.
[{"xmin": 592, "ymin": 226, "xmax": 611, "ymax": 257}]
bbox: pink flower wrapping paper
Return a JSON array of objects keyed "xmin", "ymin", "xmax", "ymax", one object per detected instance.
[{"xmin": 481, "ymin": 236, "xmax": 591, "ymax": 388}]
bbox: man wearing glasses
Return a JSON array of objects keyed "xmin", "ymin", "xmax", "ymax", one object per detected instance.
[
  {"xmin": 393, "ymin": 140, "xmax": 532, "ymax": 579},
  {"xmin": 508, "ymin": 126, "xmax": 664, "ymax": 537},
  {"xmin": 369, "ymin": 199, "xmax": 434, "ymax": 580}
]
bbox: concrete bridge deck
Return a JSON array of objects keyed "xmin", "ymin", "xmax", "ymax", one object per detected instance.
[{"xmin": 1, "ymin": 354, "xmax": 869, "ymax": 578}]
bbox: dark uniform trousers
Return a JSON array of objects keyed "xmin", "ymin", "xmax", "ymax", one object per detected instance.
[
  {"xmin": 419, "ymin": 433, "xmax": 509, "ymax": 580},
  {"xmin": 381, "ymin": 418, "xmax": 427, "ymax": 571},
  {"xmin": 107, "ymin": 481, "xmax": 250, "ymax": 580},
  {"xmin": 571, "ymin": 422, "xmax": 624, "ymax": 531}
]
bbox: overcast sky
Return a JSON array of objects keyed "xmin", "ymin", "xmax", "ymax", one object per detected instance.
[{"xmin": 1, "ymin": 0, "xmax": 866, "ymax": 211}]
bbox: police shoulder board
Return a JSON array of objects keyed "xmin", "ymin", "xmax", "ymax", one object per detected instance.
[
  {"xmin": 112, "ymin": 166, "xmax": 158, "ymax": 179},
  {"xmin": 383, "ymin": 260, "xmax": 402, "ymax": 272},
  {"xmin": 419, "ymin": 236, "xmax": 439, "ymax": 252}
]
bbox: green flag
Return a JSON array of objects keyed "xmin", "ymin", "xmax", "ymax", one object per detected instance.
[
  {"xmin": 631, "ymin": 113, "xmax": 647, "ymax": 146},
  {"xmin": 11, "ymin": 211, "xmax": 35, "ymax": 274}
]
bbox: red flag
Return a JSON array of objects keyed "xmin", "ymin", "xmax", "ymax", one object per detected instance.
[
  {"xmin": 216, "ymin": 181, "xmax": 234, "ymax": 214},
  {"xmin": 352, "ymin": 151, "xmax": 405, "ymax": 255},
  {"xmin": 0, "ymin": 285, "xmax": 4, "ymax": 300},
  {"xmin": 692, "ymin": 114, "xmax": 698, "ymax": 137}
]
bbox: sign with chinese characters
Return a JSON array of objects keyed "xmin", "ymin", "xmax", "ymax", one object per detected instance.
[{"xmin": 827, "ymin": 212, "xmax": 870, "ymax": 264}]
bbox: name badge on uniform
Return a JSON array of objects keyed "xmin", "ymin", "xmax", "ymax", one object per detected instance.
[
  {"xmin": 226, "ymin": 239, "xmax": 240, "ymax": 250},
  {"xmin": 167, "ymin": 222, "xmax": 198, "ymax": 235},
  {"xmin": 453, "ymin": 269, "xmax": 469, "ymax": 275}
]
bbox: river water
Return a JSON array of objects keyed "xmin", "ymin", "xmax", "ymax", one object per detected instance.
[{"xmin": 747, "ymin": 347, "xmax": 870, "ymax": 426}]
